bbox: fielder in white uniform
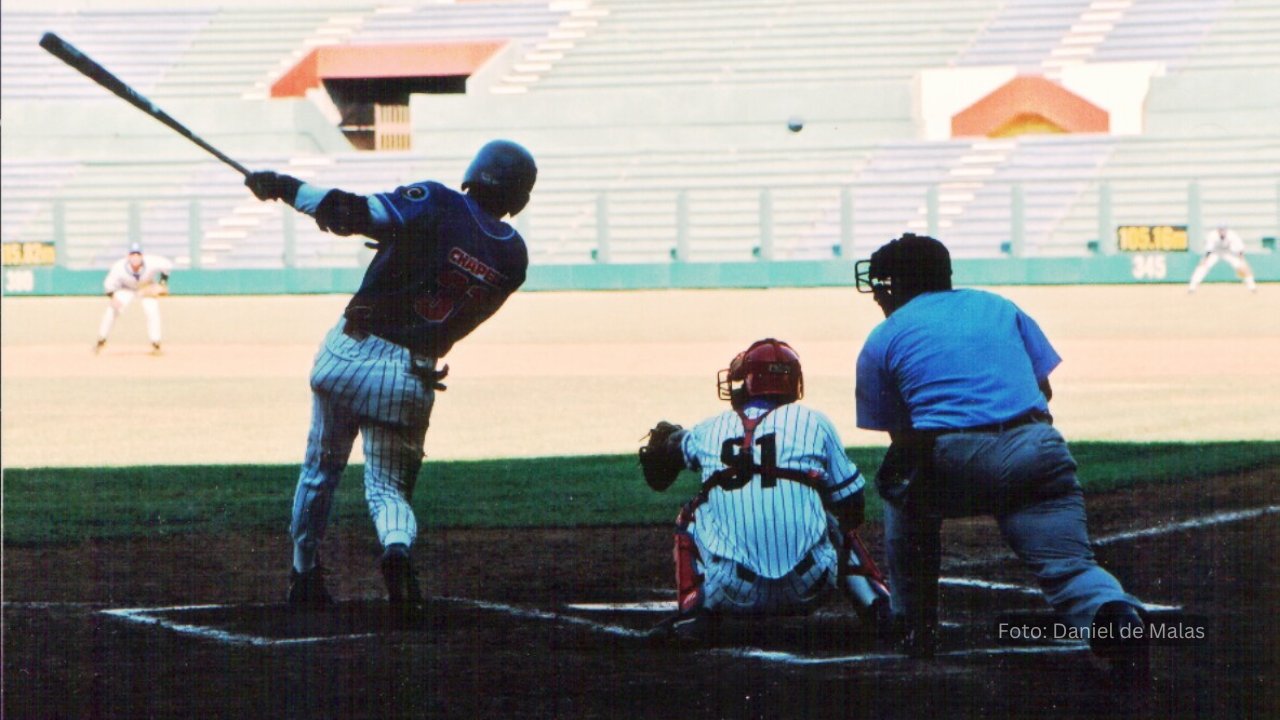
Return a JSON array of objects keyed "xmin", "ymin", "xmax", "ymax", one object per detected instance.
[
  {"xmin": 1188, "ymin": 225, "xmax": 1256, "ymax": 292},
  {"xmin": 641, "ymin": 339, "xmax": 889, "ymax": 640},
  {"xmin": 95, "ymin": 243, "xmax": 174, "ymax": 354}
]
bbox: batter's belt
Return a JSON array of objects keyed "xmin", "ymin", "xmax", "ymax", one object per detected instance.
[{"xmin": 341, "ymin": 311, "xmax": 449, "ymax": 390}]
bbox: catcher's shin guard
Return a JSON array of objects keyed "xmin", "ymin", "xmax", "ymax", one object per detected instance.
[
  {"xmin": 673, "ymin": 526, "xmax": 704, "ymax": 614},
  {"xmin": 841, "ymin": 530, "xmax": 891, "ymax": 613}
]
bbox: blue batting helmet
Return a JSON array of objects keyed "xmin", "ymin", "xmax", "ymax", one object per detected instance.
[{"xmin": 462, "ymin": 139, "xmax": 537, "ymax": 217}]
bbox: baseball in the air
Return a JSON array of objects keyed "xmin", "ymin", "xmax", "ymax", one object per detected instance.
[{"xmin": 787, "ymin": 116, "xmax": 804, "ymax": 133}]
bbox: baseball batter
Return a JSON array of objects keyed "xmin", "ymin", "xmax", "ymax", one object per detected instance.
[
  {"xmin": 640, "ymin": 339, "xmax": 889, "ymax": 640},
  {"xmin": 1188, "ymin": 225, "xmax": 1257, "ymax": 292},
  {"xmin": 95, "ymin": 243, "xmax": 173, "ymax": 354},
  {"xmin": 854, "ymin": 233, "xmax": 1149, "ymax": 685},
  {"xmin": 244, "ymin": 140, "xmax": 537, "ymax": 616}
]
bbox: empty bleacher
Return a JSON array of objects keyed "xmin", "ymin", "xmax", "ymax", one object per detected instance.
[
  {"xmin": 509, "ymin": 0, "xmax": 1003, "ymax": 91},
  {"xmin": 1, "ymin": 0, "xmax": 1276, "ymax": 274},
  {"xmin": 0, "ymin": 2, "xmax": 575, "ymax": 102}
]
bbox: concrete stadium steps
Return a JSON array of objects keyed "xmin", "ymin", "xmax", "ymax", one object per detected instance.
[
  {"xmin": 0, "ymin": 160, "xmax": 82, "ymax": 248},
  {"xmin": 953, "ymin": 0, "xmax": 1090, "ymax": 70},
  {"xmin": 5, "ymin": 130, "xmax": 1273, "ymax": 269},
  {"xmin": 0, "ymin": 9, "xmax": 213, "ymax": 100},
  {"xmin": 953, "ymin": 0, "xmax": 1273, "ymax": 74},
  {"xmin": 212, "ymin": 147, "xmax": 869, "ymax": 265},
  {"xmin": 155, "ymin": 8, "xmax": 352, "ymax": 100},
  {"xmin": 1091, "ymin": 0, "xmax": 1229, "ymax": 68},
  {"xmin": 0, "ymin": 3, "xmax": 573, "ymax": 102},
  {"xmin": 349, "ymin": 1, "xmax": 568, "ymax": 44},
  {"xmin": 1050, "ymin": 135, "xmax": 1280, "ymax": 252},
  {"xmin": 1178, "ymin": 0, "xmax": 1280, "ymax": 71},
  {"xmin": 1, "ymin": 159, "xmax": 259, "ymax": 269},
  {"xmin": 522, "ymin": 0, "xmax": 1001, "ymax": 91}
]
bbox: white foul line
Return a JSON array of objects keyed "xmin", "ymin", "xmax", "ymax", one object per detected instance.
[
  {"xmin": 952, "ymin": 503, "xmax": 1280, "ymax": 568},
  {"xmin": 566, "ymin": 601, "xmax": 675, "ymax": 612},
  {"xmin": 714, "ymin": 643, "xmax": 1085, "ymax": 666},
  {"xmin": 438, "ymin": 596, "xmax": 652, "ymax": 638},
  {"xmin": 100, "ymin": 605, "xmax": 376, "ymax": 647},
  {"xmin": 1093, "ymin": 505, "xmax": 1280, "ymax": 546},
  {"xmin": 89, "ymin": 503, "xmax": 1250, "ymax": 652}
]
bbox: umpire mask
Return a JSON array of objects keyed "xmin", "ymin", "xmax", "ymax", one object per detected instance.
[{"xmin": 856, "ymin": 233, "xmax": 952, "ymax": 315}]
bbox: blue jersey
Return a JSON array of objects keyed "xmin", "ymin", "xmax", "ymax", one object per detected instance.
[
  {"xmin": 317, "ymin": 181, "xmax": 528, "ymax": 358},
  {"xmin": 855, "ymin": 289, "xmax": 1060, "ymax": 431}
]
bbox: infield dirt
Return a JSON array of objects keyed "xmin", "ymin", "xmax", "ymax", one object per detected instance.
[
  {"xmin": 4, "ymin": 285, "xmax": 1278, "ymax": 718},
  {"xmin": 2, "ymin": 284, "xmax": 1277, "ymax": 466}
]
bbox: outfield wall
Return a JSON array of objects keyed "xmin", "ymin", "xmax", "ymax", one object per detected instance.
[{"xmin": 4, "ymin": 253, "xmax": 1278, "ymax": 296}]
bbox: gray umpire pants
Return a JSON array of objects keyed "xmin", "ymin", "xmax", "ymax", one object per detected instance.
[{"xmin": 883, "ymin": 421, "xmax": 1142, "ymax": 633}]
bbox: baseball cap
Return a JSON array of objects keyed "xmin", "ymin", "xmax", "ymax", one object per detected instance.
[{"xmin": 128, "ymin": 243, "xmax": 143, "ymax": 254}]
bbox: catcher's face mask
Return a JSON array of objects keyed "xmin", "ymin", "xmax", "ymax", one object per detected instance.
[{"xmin": 717, "ymin": 351, "xmax": 747, "ymax": 402}]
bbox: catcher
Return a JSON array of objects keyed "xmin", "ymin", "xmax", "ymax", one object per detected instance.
[
  {"xmin": 639, "ymin": 338, "xmax": 890, "ymax": 641},
  {"xmin": 95, "ymin": 242, "xmax": 173, "ymax": 355}
]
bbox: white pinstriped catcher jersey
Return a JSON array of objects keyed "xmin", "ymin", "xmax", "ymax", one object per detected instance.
[{"xmin": 680, "ymin": 402, "xmax": 863, "ymax": 580}]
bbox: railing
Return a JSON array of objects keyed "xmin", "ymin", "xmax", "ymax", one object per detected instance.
[{"xmin": 6, "ymin": 173, "xmax": 1277, "ymax": 269}]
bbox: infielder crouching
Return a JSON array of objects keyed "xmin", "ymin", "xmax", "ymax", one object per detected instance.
[
  {"xmin": 639, "ymin": 339, "xmax": 890, "ymax": 641},
  {"xmin": 95, "ymin": 242, "xmax": 173, "ymax": 355},
  {"xmin": 244, "ymin": 140, "xmax": 537, "ymax": 618},
  {"xmin": 1188, "ymin": 225, "xmax": 1257, "ymax": 292}
]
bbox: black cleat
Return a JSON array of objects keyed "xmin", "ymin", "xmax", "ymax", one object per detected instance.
[
  {"xmin": 380, "ymin": 544, "xmax": 423, "ymax": 617},
  {"xmin": 93, "ymin": 339, "xmax": 106, "ymax": 354},
  {"xmin": 648, "ymin": 609, "xmax": 714, "ymax": 645},
  {"xmin": 150, "ymin": 342, "xmax": 163, "ymax": 355},
  {"xmin": 858, "ymin": 597, "xmax": 894, "ymax": 640},
  {"xmin": 288, "ymin": 565, "xmax": 333, "ymax": 609}
]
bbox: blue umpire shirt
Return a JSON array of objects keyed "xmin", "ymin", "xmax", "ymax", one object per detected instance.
[{"xmin": 856, "ymin": 289, "xmax": 1061, "ymax": 432}]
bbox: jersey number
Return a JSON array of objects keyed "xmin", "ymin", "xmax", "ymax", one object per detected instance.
[
  {"xmin": 414, "ymin": 268, "xmax": 492, "ymax": 323},
  {"xmin": 719, "ymin": 433, "xmax": 779, "ymax": 490}
]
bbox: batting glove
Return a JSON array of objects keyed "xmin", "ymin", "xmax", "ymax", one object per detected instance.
[{"xmin": 245, "ymin": 171, "xmax": 302, "ymax": 204}]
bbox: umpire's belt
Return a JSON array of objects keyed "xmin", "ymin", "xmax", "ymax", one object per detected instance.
[
  {"xmin": 936, "ymin": 409, "xmax": 1052, "ymax": 436},
  {"xmin": 734, "ymin": 550, "xmax": 816, "ymax": 583}
]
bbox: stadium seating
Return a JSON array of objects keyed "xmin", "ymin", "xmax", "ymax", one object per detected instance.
[{"xmin": 1, "ymin": 0, "xmax": 1276, "ymax": 271}]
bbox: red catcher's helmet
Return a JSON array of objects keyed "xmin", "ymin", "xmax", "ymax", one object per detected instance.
[{"xmin": 717, "ymin": 338, "xmax": 804, "ymax": 404}]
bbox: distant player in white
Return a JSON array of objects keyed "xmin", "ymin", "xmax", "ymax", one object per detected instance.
[
  {"xmin": 1188, "ymin": 225, "xmax": 1256, "ymax": 292},
  {"xmin": 639, "ymin": 338, "xmax": 889, "ymax": 640},
  {"xmin": 95, "ymin": 243, "xmax": 174, "ymax": 354}
]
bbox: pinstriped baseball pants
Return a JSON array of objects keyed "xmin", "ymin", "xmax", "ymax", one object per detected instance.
[
  {"xmin": 696, "ymin": 533, "xmax": 838, "ymax": 615},
  {"xmin": 291, "ymin": 319, "xmax": 435, "ymax": 572}
]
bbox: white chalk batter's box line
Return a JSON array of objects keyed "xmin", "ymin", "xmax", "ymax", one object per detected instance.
[{"xmin": 94, "ymin": 504, "xmax": 1274, "ymax": 657}]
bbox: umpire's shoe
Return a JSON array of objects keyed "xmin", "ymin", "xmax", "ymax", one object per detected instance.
[
  {"xmin": 900, "ymin": 624, "xmax": 938, "ymax": 660},
  {"xmin": 288, "ymin": 565, "xmax": 333, "ymax": 609},
  {"xmin": 380, "ymin": 544, "xmax": 424, "ymax": 618},
  {"xmin": 1090, "ymin": 601, "xmax": 1151, "ymax": 690}
]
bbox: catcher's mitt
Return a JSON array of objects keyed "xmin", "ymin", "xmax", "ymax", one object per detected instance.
[{"xmin": 639, "ymin": 421, "xmax": 686, "ymax": 492}]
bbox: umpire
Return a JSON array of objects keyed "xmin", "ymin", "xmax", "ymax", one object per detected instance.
[{"xmin": 853, "ymin": 233, "xmax": 1149, "ymax": 685}]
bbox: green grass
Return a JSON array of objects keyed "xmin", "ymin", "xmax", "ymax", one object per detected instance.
[{"xmin": 4, "ymin": 442, "xmax": 1279, "ymax": 546}]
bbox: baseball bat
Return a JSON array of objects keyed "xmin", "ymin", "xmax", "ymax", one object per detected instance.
[{"xmin": 38, "ymin": 32, "xmax": 250, "ymax": 176}]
